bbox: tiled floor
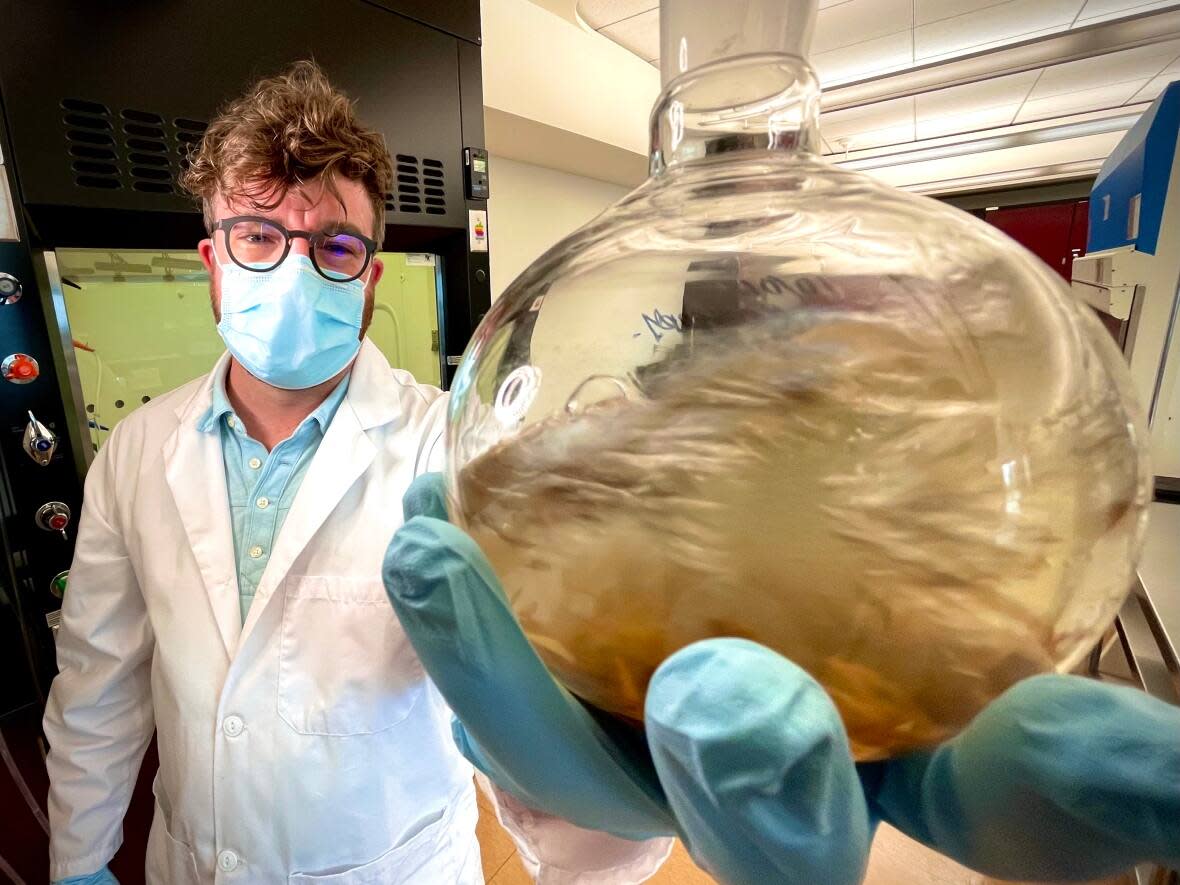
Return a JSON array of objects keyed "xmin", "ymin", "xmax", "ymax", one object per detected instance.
[{"xmin": 475, "ymin": 784, "xmax": 1137, "ymax": 885}]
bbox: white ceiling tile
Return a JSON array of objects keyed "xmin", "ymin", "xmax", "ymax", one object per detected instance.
[
  {"xmin": 1131, "ymin": 77, "xmax": 1173, "ymax": 102},
  {"xmin": 1130, "ymin": 61, "xmax": 1180, "ymax": 102},
  {"xmin": 1029, "ymin": 40, "xmax": 1180, "ymax": 98},
  {"xmin": 1014, "ymin": 80, "xmax": 1144, "ymax": 120},
  {"xmin": 599, "ymin": 8, "xmax": 660, "ymax": 61},
  {"xmin": 812, "ymin": 29, "xmax": 915, "ymax": 83},
  {"xmin": 915, "ymin": 69, "xmax": 1041, "ymax": 117},
  {"xmin": 575, "ymin": 0, "xmax": 657, "ymax": 30},
  {"xmin": 812, "ymin": 0, "xmax": 913, "ymax": 53},
  {"xmin": 915, "ymin": 0, "xmax": 1082, "ymax": 61},
  {"xmin": 822, "ymin": 95, "xmax": 916, "ymax": 148},
  {"xmin": 824, "ymin": 94, "xmax": 914, "ymax": 127},
  {"xmin": 916, "ymin": 103, "xmax": 1026, "ymax": 138},
  {"xmin": 1075, "ymin": 0, "xmax": 1180, "ymax": 24},
  {"xmin": 915, "ymin": 0, "xmax": 1015, "ymax": 25},
  {"xmin": 912, "ymin": 75, "xmax": 1031, "ymax": 137},
  {"xmin": 825, "ymin": 123, "xmax": 917, "ymax": 150},
  {"xmin": 1150, "ymin": 54, "xmax": 1180, "ymax": 78}
]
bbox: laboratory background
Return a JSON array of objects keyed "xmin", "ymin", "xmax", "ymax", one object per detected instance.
[{"xmin": 0, "ymin": 1, "xmax": 1178, "ymax": 883}]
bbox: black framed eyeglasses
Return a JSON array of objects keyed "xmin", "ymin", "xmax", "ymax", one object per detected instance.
[{"xmin": 213, "ymin": 215, "xmax": 378, "ymax": 283}]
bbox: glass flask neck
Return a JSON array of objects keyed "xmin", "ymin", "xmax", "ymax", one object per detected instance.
[{"xmin": 650, "ymin": 0, "xmax": 822, "ymax": 175}]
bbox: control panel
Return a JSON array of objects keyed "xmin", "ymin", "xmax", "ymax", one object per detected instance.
[
  {"xmin": 0, "ymin": 240, "xmax": 82, "ymax": 711},
  {"xmin": 464, "ymin": 147, "xmax": 489, "ymax": 200}
]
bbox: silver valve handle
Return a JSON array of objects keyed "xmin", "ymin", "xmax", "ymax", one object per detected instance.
[{"xmin": 23, "ymin": 411, "xmax": 58, "ymax": 466}]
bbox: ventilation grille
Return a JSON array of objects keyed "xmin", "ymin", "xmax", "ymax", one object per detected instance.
[
  {"xmin": 62, "ymin": 98, "xmax": 207, "ymax": 195},
  {"xmin": 386, "ymin": 154, "xmax": 447, "ymax": 216}
]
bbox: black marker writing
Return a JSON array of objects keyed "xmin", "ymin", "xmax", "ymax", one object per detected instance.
[{"xmin": 641, "ymin": 308, "xmax": 683, "ymax": 342}]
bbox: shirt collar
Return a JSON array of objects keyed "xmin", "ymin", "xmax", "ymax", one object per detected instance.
[
  {"xmin": 197, "ymin": 360, "xmax": 351, "ymax": 436},
  {"xmin": 196, "ymin": 361, "xmax": 235, "ymax": 433},
  {"xmin": 307, "ymin": 374, "xmax": 351, "ymax": 432}
]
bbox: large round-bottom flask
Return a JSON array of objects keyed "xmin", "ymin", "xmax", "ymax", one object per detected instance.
[{"xmin": 445, "ymin": 0, "xmax": 1151, "ymax": 760}]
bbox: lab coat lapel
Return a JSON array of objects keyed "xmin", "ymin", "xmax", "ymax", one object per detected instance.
[{"xmin": 163, "ymin": 354, "xmax": 242, "ymax": 658}]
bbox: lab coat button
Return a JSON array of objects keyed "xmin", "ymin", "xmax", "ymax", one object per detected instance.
[
  {"xmin": 223, "ymin": 715, "xmax": 244, "ymax": 737},
  {"xmin": 217, "ymin": 849, "xmax": 240, "ymax": 872}
]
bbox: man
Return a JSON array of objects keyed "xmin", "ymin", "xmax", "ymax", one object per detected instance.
[{"xmin": 44, "ymin": 61, "xmax": 671, "ymax": 884}]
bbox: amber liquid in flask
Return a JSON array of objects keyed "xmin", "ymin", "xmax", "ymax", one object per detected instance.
[{"xmin": 446, "ymin": 0, "xmax": 1151, "ymax": 760}]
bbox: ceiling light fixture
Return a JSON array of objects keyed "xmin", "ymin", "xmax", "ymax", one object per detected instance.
[{"xmin": 836, "ymin": 113, "xmax": 1138, "ymax": 172}]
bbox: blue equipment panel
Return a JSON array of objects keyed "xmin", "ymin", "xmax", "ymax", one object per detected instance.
[{"xmin": 1089, "ymin": 81, "xmax": 1180, "ymax": 256}]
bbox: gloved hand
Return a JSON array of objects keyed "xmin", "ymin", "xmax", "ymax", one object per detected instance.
[
  {"xmin": 54, "ymin": 868, "xmax": 120, "ymax": 885},
  {"xmin": 384, "ymin": 473, "xmax": 1180, "ymax": 885}
]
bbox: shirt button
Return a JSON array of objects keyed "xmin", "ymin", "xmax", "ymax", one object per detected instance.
[
  {"xmin": 256, "ymin": 496, "xmax": 270, "ymax": 510},
  {"xmin": 248, "ymin": 457, "xmax": 262, "ymax": 470},
  {"xmin": 227, "ymin": 416, "xmax": 237, "ymax": 429},
  {"xmin": 223, "ymin": 715, "xmax": 244, "ymax": 737},
  {"xmin": 248, "ymin": 545, "xmax": 264, "ymax": 559},
  {"xmin": 217, "ymin": 849, "xmax": 240, "ymax": 872}
]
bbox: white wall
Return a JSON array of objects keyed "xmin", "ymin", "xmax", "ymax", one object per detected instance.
[
  {"xmin": 487, "ymin": 154, "xmax": 630, "ymax": 298},
  {"xmin": 480, "ymin": 0, "xmax": 658, "ymax": 157}
]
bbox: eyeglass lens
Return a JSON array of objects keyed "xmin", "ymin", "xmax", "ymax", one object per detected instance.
[{"xmin": 225, "ymin": 219, "xmax": 369, "ymax": 281}]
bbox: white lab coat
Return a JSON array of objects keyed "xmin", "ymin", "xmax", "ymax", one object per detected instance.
[{"xmin": 44, "ymin": 341, "xmax": 671, "ymax": 884}]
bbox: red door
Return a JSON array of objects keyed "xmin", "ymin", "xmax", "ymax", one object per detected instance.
[{"xmin": 983, "ymin": 199, "xmax": 1089, "ymax": 281}]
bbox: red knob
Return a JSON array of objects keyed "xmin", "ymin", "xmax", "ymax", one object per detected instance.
[
  {"xmin": 3, "ymin": 354, "xmax": 40, "ymax": 383},
  {"xmin": 49, "ymin": 514, "xmax": 68, "ymax": 531}
]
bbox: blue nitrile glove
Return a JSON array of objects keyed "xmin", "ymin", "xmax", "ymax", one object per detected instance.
[
  {"xmin": 384, "ymin": 473, "xmax": 1180, "ymax": 885},
  {"xmin": 54, "ymin": 868, "xmax": 120, "ymax": 885}
]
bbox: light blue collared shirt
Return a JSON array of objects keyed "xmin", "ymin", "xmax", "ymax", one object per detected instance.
[{"xmin": 197, "ymin": 369, "xmax": 350, "ymax": 623}]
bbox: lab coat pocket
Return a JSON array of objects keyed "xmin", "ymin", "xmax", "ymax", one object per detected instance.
[
  {"xmin": 277, "ymin": 575, "xmax": 425, "ymax": 735},
  {"xmin": 145, "ymin": 779, "xmax": 201, "ymax": 885},
  {"xmin": 288, "ymin": 806, "xmax": 455, "ymax": 884}
]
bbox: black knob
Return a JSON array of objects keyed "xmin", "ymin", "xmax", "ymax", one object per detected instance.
[
  {"xmin": 0, "ymin": 273, "xmax": 22, "ymax": 305},
  {"xmin": 475, "ymin": 269, "xmax": 487, "ymax": 283}
]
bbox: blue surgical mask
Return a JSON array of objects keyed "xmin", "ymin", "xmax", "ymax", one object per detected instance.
[{"xmin": 217, "ymin": 254, "xmax": 366, "ymax": 390}]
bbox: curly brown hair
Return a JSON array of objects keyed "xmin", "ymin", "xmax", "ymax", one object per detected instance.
[{"xmin": 181, "ymin": 60, "xmax": 392, "ymax": 237}]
